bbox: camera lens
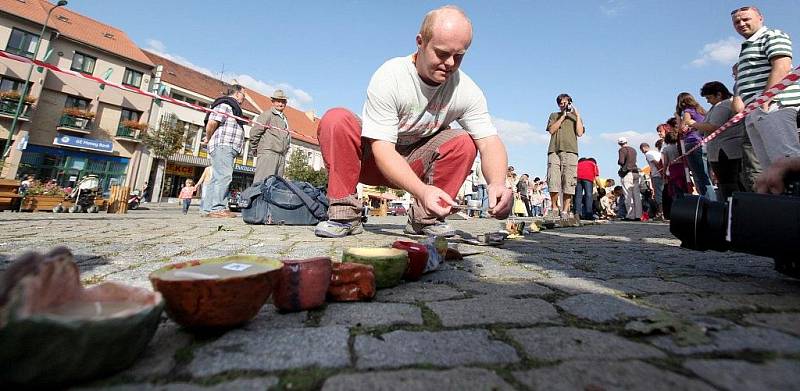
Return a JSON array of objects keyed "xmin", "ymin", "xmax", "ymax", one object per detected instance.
[{"xmin": 670, "ymin": 195, "xmax": 729, "ymax": 251}]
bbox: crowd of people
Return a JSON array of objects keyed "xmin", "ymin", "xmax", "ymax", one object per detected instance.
[
  {"xmin": 189, "ymin": 5, "xmax": 800, "ymax": 238},
  {"xmin": 489, "ymin": 6, "xmax": 800, "ymax": 223}
]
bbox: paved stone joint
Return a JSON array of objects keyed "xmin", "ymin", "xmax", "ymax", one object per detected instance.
[{"xmin": 1, "ymin": 206, "xmax": 798, "ymax": 390}]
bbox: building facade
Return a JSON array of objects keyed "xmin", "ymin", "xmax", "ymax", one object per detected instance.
[
  {"xmin": 142, "ymin": 51, "xmax": 322, "ymax": 202},
  {"xmin": 0, "ymin": 0, "xmax": 154, "ymax": 194}
]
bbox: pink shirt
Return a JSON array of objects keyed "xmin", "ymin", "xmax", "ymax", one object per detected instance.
[{"xmin": 179, "ymin": 186, "xmax": 196, "ymax": 199}]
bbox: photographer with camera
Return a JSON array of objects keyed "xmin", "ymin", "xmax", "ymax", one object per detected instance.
[{"xmin": 546, "ymin": 93, "xmax": 585, "ymax": 219}]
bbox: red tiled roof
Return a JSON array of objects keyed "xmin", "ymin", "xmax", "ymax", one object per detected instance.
[
  {"xmin": 144, "ymin": 50, "xmax": 259, "ymax": 113},
  {"xmin": 145, "ymin": 50, "xmax": 319, "ymax": 145},
  {"xmin": 0, "ymin": 0, "xmax": 153, "ymax": 67}
]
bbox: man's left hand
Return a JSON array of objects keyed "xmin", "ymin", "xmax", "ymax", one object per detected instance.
[{"xmin": 487, "ymin": 183, "xmax": 513, "ymax": 218}]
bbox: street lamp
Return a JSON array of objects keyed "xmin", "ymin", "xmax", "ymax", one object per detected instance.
[{"xmin": 1, "ymin": 0, "xmax": 68, "ymax": 164}]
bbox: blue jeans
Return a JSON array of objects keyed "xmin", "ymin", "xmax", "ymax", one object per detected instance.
[
  {"xmin": 181, "ymin": 198, "xmax": 191, "ymax": 214},
  {"xmin": 532, "ymin": 205, "xmax": 542, "ymax": 216},
  {"xmin": 203, "ymin": 145, "xmax": 238, "ymax": 212},
  {"xmin": 476, "ymin": 184, "xmax": 488, "ymax": 217},
  {"xmin": 575, "ymin": 179, "xmax": 594, "ymax": 219},
  {"xmin": 684, "ymin": 142, "xmax": 717, "ymax": 201}
]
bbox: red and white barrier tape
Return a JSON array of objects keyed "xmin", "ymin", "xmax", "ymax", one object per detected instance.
[
  {"xmin": 664, "ymin": 64, "xmax": 800, "ymax": 172},
  {"xmin": 0, "ymin": 49, "xmax": 316, "ymax": 141}
]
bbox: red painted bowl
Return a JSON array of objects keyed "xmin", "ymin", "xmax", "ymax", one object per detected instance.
[
  {"xmin": 392, "ymin": 240, "xmax": 429, "ymax": 281},
  {"xmin": 273, "ymin": 257, "xmax": 332, "ymax": 312}
]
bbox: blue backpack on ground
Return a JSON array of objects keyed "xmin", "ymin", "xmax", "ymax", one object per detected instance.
[{"xmin": 239, "ymin": 176, "xmax": 328, "ymax": 225}]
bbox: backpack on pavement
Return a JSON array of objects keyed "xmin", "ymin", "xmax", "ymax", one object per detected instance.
[{"xmin": 239, "ymin": 175, "xmax": 328, "ymax": 225}]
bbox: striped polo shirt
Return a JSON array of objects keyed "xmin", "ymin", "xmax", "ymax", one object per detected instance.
[{"xmin": 736, "ymin": 26, "xmax": 800, "ymax": 107}]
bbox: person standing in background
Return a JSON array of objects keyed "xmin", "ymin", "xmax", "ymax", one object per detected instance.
[
  {"xmin": 250, "ymin": 89, "xmax": 291, "ymax": 184},
  {"xmin": 617, "ymin": 137, "xmax": 642, "ymax": 221},
  {"xmin": 545, "ymin": 93, "xmax": 585, "ymax": 218}
]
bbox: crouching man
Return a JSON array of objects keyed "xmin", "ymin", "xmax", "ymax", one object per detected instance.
[{"xmin": 314, "ymin": 5, "xmax": 513, "ymax": 238}]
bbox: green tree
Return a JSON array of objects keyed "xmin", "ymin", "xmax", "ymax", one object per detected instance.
[
  {"xmin": 142, "ymin": 113, "xmax": 184, "ymax": 160},
  {"xmin": 285, "ymin": 149, "xmax": 328, "ymax": 188}
]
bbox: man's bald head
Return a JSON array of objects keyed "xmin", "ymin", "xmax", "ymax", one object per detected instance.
[{"xmin": 418, "ymin": 5, "xmax": 473, "ymax": 47}]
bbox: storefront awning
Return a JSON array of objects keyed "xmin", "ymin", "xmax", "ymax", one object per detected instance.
[{"xmin": 168, "ymin": 153, "xmax": 255, "ymax": 174}]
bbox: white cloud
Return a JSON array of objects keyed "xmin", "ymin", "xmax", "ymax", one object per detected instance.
[
  {"xmin": 600, "ymin": 0, "xmax": 626, "ymax": 16},
  {"xmin": 690, "ymin": 37, "xmax": 740, "ymax": 67},
  {"xmin": 492, "ymin": 117, "xmax": 550, "ymax": 145},
  {"xmin": 599, "ymin": 131, "xmax": 659, "ymax": 149},
  {"xmin": 144, "ymin": 40, "xmax": 314, "ymax": 111}
]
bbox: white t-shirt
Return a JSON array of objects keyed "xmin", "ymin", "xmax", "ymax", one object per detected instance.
[
  {"xmin": 645, "ymin": 150, "xmax": 662, "ymax": 178},
  {"xmin": 361, "ymin": 55, "xmax": 498, "ymax": 146}
]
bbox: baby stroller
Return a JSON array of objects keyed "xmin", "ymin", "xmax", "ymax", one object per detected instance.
[{"xmin": 54, "ymin": 175, "xmax": 102, "ymax": 213}]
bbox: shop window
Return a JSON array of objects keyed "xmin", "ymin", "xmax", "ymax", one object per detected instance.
[
  {"xmin": 17, "ymin": 145, "xmax": 129, "ymax": 195},
  {"xmin": 70, "ymin": 52, "xmax": 96, "ymax": 74},
  {"xmin": 0, "ymin": 77, "xmax": 32, "ymax": 94},
  {"xmin": 65, "ymin": 95, "xmax": 91, "ymax": 110},
  {"xmin": 6, "ymin": 28, "xmax": 39, "ymax": 58},
  {"xmin": 122, "ymin": 68, "xmax": 143, "ymax": 88}
]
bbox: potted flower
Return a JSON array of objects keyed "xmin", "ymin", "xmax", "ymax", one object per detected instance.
[
  {"xmin": 119, "ymin": 120, "xmax": 148, "ymax": 138},
  {"xmin": 0, "ymin": 90, "xmax": 36, "ymax": 116},
  {"xmin": 22, "ymin": 181, "xmax": 68, "ymax": 211},
  {"xmin": 61, "ymin": 107, "xmax": 95, "ymax": 129}
]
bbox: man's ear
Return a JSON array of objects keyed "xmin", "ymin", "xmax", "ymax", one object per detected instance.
[{"xmin": 416, "ymin": 34, "xmax": 423, "ymax": 49}]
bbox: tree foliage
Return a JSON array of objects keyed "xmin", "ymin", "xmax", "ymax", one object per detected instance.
[
  {"xmin": 142, "ymin": 113, "xmax": 184, "ymax": 160},
  {"xmin": 285, "ymin": 149, "xmax": 328, "ymax": 188}
]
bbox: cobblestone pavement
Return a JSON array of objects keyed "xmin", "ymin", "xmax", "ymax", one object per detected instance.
[{"xmin": 1, "ymin": 204, "xmax": 799, "ymax": 390}]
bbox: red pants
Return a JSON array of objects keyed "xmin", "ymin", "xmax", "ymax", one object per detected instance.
[{"xmin": 318, "ymin": 108, "xmax": 477, "ymax": 224}]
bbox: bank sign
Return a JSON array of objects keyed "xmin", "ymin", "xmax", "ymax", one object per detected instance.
[{"xmin": 53, "ymin": 133, "xmax": 113, "ymax": 153}]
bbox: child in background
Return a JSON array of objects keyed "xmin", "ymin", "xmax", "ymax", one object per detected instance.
[{"xmin": 178, "ymin": 179, "xmax": 197, "ymax": 215}]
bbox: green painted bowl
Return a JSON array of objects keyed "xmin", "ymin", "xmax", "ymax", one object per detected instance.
[
  {"xmin": 342, "ymin": 248, "xmax": 408, "ymax": 289},
  {"xmin": 0, "ymin": 247, "xmax": 164, "ymax": 387}
]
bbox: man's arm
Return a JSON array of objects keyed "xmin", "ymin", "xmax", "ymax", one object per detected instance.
[
  {"xmin": 474, "ymin": 135, "xmax": 513, "ymax": 218},
  {"xmin": 764, "ymin": 55, "xmax": 793, "ymax": 110},
  {"xmin": 618, "ymin": 148, "xmax": 625, "ymax": 166},
  {"xmin": 249, "ymin": 113, "xmax": 268, "ymax": 153},
  {"xmin": 573, "ymin": 108, "xmax": 585, "ymax": 137},
  {"xmin": 547, "ymin": 113, "xmax": 565, "ymax": 134},
  {"xmin": 204, "ymin": 120, "xmax": 220, "ymax": 144},
  {"xmin": 370, "ymin": 140, "xmax": 454, "ymax": 218}
]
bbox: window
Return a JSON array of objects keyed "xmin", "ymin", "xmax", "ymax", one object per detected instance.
[
  {"xmin": 120, "ymin": 108, "xmax": 141, "ymax": 122},
  {"xmin": 70, "ymin": 52, "xmax": 96, "ymax": 74},
  {"xmin": 65, "ymin": 96, "xmax": 91, "ymax": 110},
  {"xmin": 122, "ymin": 68, "xmax": 143, "ymax": 88},
  {"xmin": 6, "ymin": 28, "xmax": 39, "ymax": 58},
  {"xmin": 0, "ymin": 76, "xmax": 32, "ymax": 94},
  {"xmin": 170, "ymin": 92, "xmax": 210, "ymax": 107}
]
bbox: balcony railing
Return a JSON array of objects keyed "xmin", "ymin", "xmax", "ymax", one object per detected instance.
[
  {"xmin": 115, "ymin": 124, "xmax": 142, "ymax": 140},
  {"xmin": 0, "ymin": 99, "xmax": 32, "ymax": 119},
  {"xmin": 58, "ymin": 114, "xmax": 94, "ymax": 132}
]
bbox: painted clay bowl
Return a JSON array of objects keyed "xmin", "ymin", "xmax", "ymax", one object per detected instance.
[
  {"xmin": 149, "ymin": 255, "xmax": 282, "ymax": 328},
  {"xmin": 341, "ymin": 248, "xmax": 408, "ymax": 289},
  {"xmin": 391, "ymin": 240, "xmax": 429, "ymax": 281},
  {"xmin": 327, "ymin": 262, "xmax": 376, "ymax": 302},
  {"xmin": 0, "ymin": 247, "xmax": 163, "ymax": 387},
  {"xmin": 273, "ymin": 257, "xmax": 332, "ymax": 312}
]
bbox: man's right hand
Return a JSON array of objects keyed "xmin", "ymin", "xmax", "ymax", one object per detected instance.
[
  {"xmin": 419, "ymin": 185, "xmax": 456, "ymax": 218},
  {"xmin": 756, "ymin": 157, "xmax": 800, "ymax": 194}
]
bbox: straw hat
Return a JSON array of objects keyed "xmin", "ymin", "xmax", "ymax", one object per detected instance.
[{"xmin": 271, "ymin": 90, "xmax": 288, "ymax": 101}]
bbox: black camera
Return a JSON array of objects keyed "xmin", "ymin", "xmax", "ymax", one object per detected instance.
[{"xmin": 670, "ymin": 177, "xmax": 800, "ymax": 278}]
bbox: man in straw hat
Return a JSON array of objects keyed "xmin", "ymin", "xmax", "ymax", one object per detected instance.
[
  {"xmin": 314, "ymin": 5, "xmax": 513, "ymax": 238},
  {"xmin": 250, "ymin": 89, "xmax": 291, "ymax": 183}
]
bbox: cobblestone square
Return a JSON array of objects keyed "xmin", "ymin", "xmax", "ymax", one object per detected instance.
[{"xmin": 2, "ymin": 205, "xmax": 798, "ymax": 390}]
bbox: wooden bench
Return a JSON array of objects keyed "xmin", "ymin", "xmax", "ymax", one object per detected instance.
[{"xmin": 0, "ymin": 179, "xmax": 21, "ymax": 211}]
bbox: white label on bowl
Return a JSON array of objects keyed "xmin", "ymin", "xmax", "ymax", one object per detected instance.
[{"xmin": 222, "ymin": 263, "xmax": 252, "ymax": 272}]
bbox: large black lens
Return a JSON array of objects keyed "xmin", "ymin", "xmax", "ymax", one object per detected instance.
[{"xmin": 670, "ymin": 195, "xmax": 728, "ymax": 251}]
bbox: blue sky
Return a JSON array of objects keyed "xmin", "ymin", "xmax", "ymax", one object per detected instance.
[{"xmin": 69, "ymin": 0, "xmax": 800, "ymax": 180}]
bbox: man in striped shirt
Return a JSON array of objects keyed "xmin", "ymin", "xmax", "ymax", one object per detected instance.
[{"xmin": 732, "ymin": 6, "xmax": 800, "ymax": 169}]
